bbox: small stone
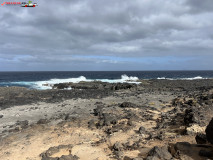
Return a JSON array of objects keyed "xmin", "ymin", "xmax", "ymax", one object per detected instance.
[
  {"xmin": 37, "ymin": 119, "xmax": 49, "ymax": 124},
  {"xmin": 113, "ymin": 142, "xmax": 123, "ymax": 151},
  {"xmin": 120, "ymin": 102, "xmax": 137, "ymax": 108},
  {"xmin": 88, "ymin": 119, "xmax": 96, "ymax": 129},
  {"xmin": 139, "ymin": 126, "xmax": 146, "ymax": 134}
]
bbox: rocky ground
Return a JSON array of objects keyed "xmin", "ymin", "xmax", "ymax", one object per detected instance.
[{"xmin": 0, "ymin": 80, "xmax": 213, "ymax": 160}]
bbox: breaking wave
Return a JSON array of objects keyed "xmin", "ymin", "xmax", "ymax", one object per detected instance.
[
  {"xmin": 157, "ymin": 76, "xmax": 206, "ymax": 80},
  {"xmin": 6, "ymin": 74, "xmax": 140, "ymax": 90},
  {"xmin": 2, "ymin": 75, "xmax": 210, "ymax": 90}
]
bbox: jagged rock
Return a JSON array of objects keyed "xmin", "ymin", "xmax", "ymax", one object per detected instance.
[
  {"xmin": 206, "ymin": 118, "xmax": 213, "ymax": 144},
  {"xmin": 146, "ymin": 146, "xmax": 172, "ymax": 160},
  {"xmin": 97, "ymin": 112, "xmax": 118, "ymax": 128},
  {"xmin": 102, "ymin": 113, "xmax": 117, "ymax": 126},
  {"xmin": 139, "ymin": 126, "xmax": 146, "ymax": 134},
  {"xmin": 37, "ymin": 119, "xmax": 49, "ymax": 124},
  {"xmin": 112, "ymin": 83, "xmax": 136, "ymax": 90},
  {"xmin": 114, "ymin": 151, "xmax": 124, "ymax": 159},
  {"xmin": 113, "ymin": 142, "xmax": 123, "ymax": 151},
  {"xmin": 53, "ymin": 83, "xmax": 69, "ymax": 89},
  {"xmin": 16, "ymin": 120, "xmax": 29, "ymax": 129},
  {"xmin": 53, "ymin": 82, "xmax": 136, "ymax": 90},
  {"xmin": 156, "ymin": 132, "xmax": 165, "ymax": 141},
  {"xmin": 174, "ymin": 142, "xmax": 191, "ymax": 151},
  {"xmin": 199, "ymin": 150, "xmax": 213, "ymax": 158},
  {"xmin": 127, "ymin": 120, "xmax": 133, "ymax": 126},
  {"xmin": 93, "ymin": 106, "xmax": 103, "ymax": 116},
  {"xmin": 88, "ymin": 119, "xmax": 96, "ymax": 129},
  {"xmin": 64, "ymin": 114, "xmax": 71, "ymax": 120},
  {"xmin": 184, "ymin": 99, "xmax": 194, "ymax": 106},
  {"xmin": 195, "ymin": 133, "xmax": 207, "ymax": 144},
  {"xmin": 169, "ymin": 142, "xmax": 193, "ymax": 159},
  {"xmin": 120, "ymin": 102, "xmax": 137, "ymax": 108},
  {"xmin": 40, "ymin": 145, "xmax": 75, "ymax": 160},
  {"xmin": 184, "ymin": 108, "xmax": 199, "ymax": 126}
]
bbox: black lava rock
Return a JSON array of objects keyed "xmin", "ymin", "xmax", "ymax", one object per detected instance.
[
  {"xmin": 16, "ymin": 120, "xmax": 29, "ymax": 129},
  {"xmin": 138, "ymin": 126, "xmax": 146, "ymax": 134},
  {"xmin": 199, "ymin": 150, "xmax": 213, "ymax": 158},
  {"xmin": 37, "ymin": 119, "xmax": 49, "ymax": 124},
  {"xmin": 146, "ymin": 146, "xmax": 172, "ymax": 160},
  {"xmin": 206, "ymin": 118, "xmax": 213, "ymax": 144},
  {"xmin": 184, "ymin": 108, "xmax": 199, "ymax": 126},
  {"xmin": 113, "ymin": 142, "xmax": 123, "ymax": 151},
  {"xmin": 195, "ymin": 133, "xmax": 207, "ymax": 144},
  {"xmin": 120, "ymin": 102, "xmax": 137, "ymax": 108}
]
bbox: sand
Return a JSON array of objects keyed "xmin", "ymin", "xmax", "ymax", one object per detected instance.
[{"xmin": 0, "ymin": 80, "xmax": 213, "ymax": 160}]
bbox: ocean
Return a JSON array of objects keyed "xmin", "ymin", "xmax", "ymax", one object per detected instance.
[{"xmin": 0, "ymin": 71, "xmax": 213, "ymax": 90}]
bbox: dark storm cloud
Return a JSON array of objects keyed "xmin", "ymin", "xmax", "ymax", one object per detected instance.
[
  {"xmin": 0, "ymin": 0, "xmax": 213, "ymax": 70},
  {"xmin": 185, "ymin": 0, "xmax": 213, "ymax": 13}
]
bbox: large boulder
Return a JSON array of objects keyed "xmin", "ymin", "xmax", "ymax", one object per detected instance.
[
  {"xmin": 195, "ymin": 133, "xmax": 207, "ymax": 144},
  {"xmin": 146, "ymin": 146, "xmax": 172, "ymax": 160},
  {"xmin": 205, "ymin": 118, "xmax": 213, "ymax": 144},
  {"xmin": 184, "ymin": 108, "xmax": 199, "ymax": 126}
]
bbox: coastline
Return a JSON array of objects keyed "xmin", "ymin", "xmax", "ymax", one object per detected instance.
[{"xmin": 0, "ymin": 79, "xmax": 213, "ymax": 159}]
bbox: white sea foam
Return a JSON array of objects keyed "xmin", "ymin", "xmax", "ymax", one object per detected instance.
[
  {"xmin": 157, "ymin": 76, "xmax": 206, "ymax": 80},
  {"xmin": 34, "ymin": 76, "xmax": 90, "ymax": 89},
  {"xmin": 181, "ymin": 76, "xmax": 204, "ymax": 80},
  {"xmin": 95, "ymin": 74, "xmax": 139, "ymax": 84},
  {"xmin": 157, "ymin": 77, "xmax": 166, "ymax": 80}
]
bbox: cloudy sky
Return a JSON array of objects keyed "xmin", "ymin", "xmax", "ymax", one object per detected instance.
[{"xmin": 0, "ymin": 0, "xmax": 213, "ymax": 71}]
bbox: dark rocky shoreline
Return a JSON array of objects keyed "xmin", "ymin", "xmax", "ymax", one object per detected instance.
[
  {"xmin": 1, "ymin": 79, "xmax": 213, "ymax": 109},
  {"xmin": 0, "ymin": 79, "xmax": 213, "ymax": 159}
]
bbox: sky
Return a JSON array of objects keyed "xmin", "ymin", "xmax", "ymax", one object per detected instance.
[{"xmin": 0, "ymin": 0, "xmax": 213, "ymax": 71}]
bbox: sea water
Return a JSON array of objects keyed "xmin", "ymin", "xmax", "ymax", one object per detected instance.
[{"xmin": 0, "ymin": 71, "xmax": 213, "ymax": 90}]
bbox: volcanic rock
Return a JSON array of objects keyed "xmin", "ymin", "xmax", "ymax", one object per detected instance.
[
  {"xmin": 205, "ymin": 118, "xmax": 213, "ymax": 144},
  {"xmin": 146, "ymin": 146, "xmax": 172, "ymax": 160},
  {"xmin": 195, "ymin": 133, "xmax": 207, "ymax": 144},
  {"xmin": 138, "ymin": 126, "xmax": 146, "ymax": 134},
  {"xmin": 120, "ymin": 102, "xmax": 137, "ymax": 108},
  {"xmin": 199, "ymin": 150, "xmax": 213, "ymax": 158},
  {"xmin": 37, "ymin": 119, "xmax": 49, "ymax": 124}
]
